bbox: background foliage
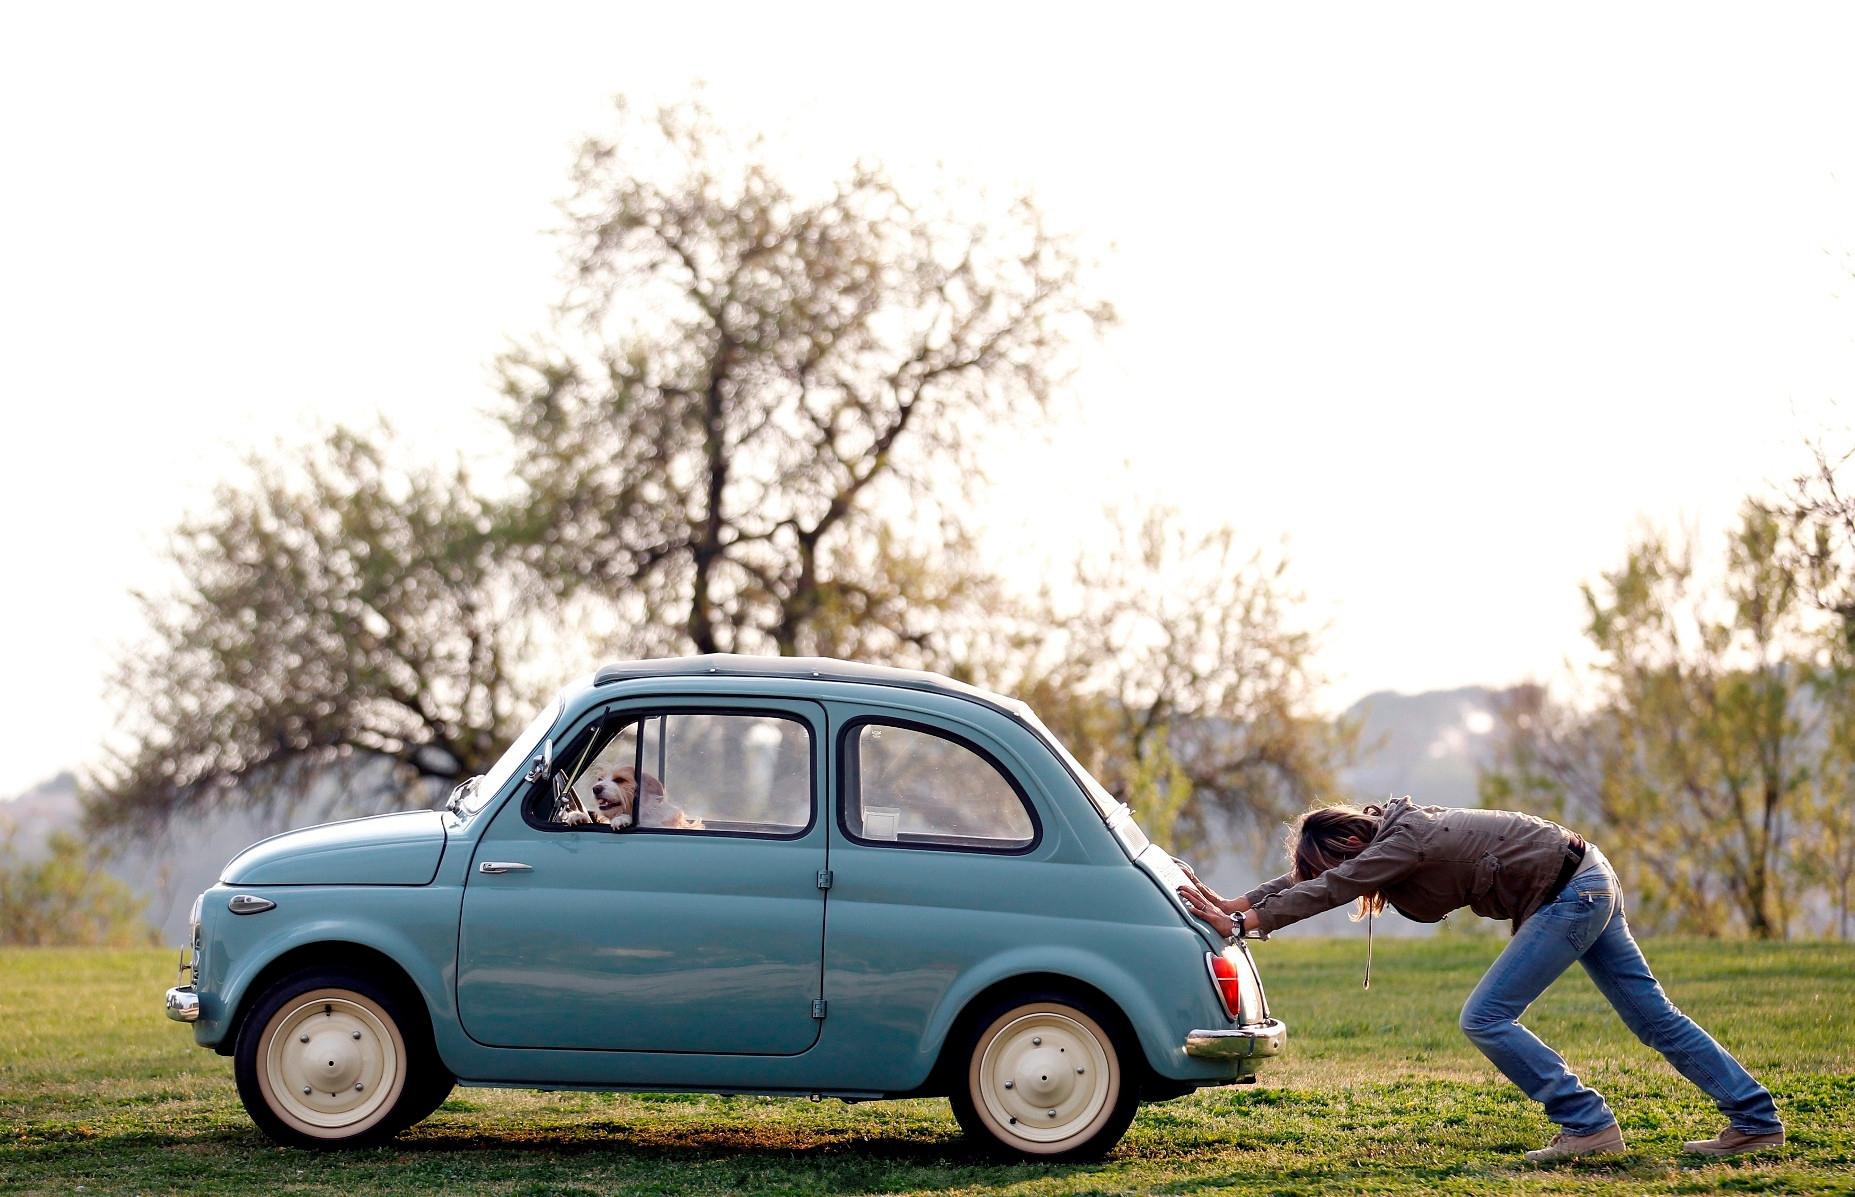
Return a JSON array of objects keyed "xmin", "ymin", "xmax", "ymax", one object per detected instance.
[
  {"xmin": 58, "ymin": 92, "xmax": 1855, "ymax": 945},
  {"xmin": 1484, "ymin": 460, "xmax": 1855, "ymax": 938},
  {"xmin": 0, "ymin": 831, "xmax": 155, "ymax": 947},
  {"xmin": 86, "ymin": 95, "xmax": 1343, "ymax": 871}
]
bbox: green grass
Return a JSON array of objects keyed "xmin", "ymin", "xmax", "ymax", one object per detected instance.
[{"xmin": 2, "ymin": 937, "xmax": 1851, "ymax": 1195}]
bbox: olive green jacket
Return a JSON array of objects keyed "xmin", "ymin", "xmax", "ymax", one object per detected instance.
[{"xmin": 1242, "ymin": 798, "xmax": 1581, "ymax": 935}]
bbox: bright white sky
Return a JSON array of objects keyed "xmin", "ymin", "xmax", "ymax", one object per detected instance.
[{"xmin": 3, "ymin": 3, "xmax": 1853, "ymax": 798}]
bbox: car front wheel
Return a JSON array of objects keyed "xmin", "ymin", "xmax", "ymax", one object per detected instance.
[
  {"xmin": 234, "ymin": 968, "xmax": 436, "ymax": 1147},
  {"xmin": 949, "ymin": 993, "xmax": 1141, "ymax": 1160}
]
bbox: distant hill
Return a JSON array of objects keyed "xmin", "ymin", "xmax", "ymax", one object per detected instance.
[
  {"xmin": 1, "ymin": 685, "xmax": 1515, "ymax": 945},
  {"xmin": 1338, "ymin": 685, "xmax": 1505, "ymax": 810},
  {"xmin": 0, "ymin": 771, "xmax": 81, "ymax": 858}
]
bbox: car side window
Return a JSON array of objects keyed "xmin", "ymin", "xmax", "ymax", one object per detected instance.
[
  {"xmin": 844, "ymin": 721, "xmax": 1036, "ymax": 851},
  {"xmin": 537, "ymin": 710, "xmax": 813, "ymax": 837}
]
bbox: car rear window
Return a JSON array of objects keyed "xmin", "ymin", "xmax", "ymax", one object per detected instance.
[{"xmin": 842, "ymin": 721, "xmax": 1036, "ymax": 852}]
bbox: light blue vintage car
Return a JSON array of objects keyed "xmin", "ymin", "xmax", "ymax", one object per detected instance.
[{"xmin": 165, "ymin": 656, "xmax": 1284, "ymax": 1158}]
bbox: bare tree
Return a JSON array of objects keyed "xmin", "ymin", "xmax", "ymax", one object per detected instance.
[
  {"xmin": 992, "ymin": 509, "xmax": 1354, "ymax": 853},
  {"xmin": 94, "ymin": 95, "xmax": 1110, "ymax": 828},
  {"xmin": 499, "ymin": 96, "xmax": 1111, "ymax": 665}
]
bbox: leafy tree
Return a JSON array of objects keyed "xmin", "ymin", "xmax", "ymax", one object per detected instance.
[
  {"xmin": 97, "ymin": 430, "xmax": 549, "ymax": 827},
  {"xmin": 1482, "ymin": 502, "xmax": 1819, "ymax": 937},
  {"xmin": 1788, "ymin": 443, "xmax": 1855, "ymax": 937},
  {"xmin": 1803, "ymin": 676, "xmax": 1855, "ymax": 939},
  {"xmin": 0, "ymin": 831, "xmax": 156, "ymax": 947}
]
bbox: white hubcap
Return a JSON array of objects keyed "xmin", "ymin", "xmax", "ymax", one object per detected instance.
[
  {"xmin": 262, "ymin": 992, "xmax": 401, "ymax": 1132},
  {"xmin": 977, "ymin": 1010, "xmax": 1112, "ymax": 1145}
]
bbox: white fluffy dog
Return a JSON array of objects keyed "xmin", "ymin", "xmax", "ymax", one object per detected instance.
[{"xmin": 562, "ymin": 766, "xmax": 703, "ymax": 830}]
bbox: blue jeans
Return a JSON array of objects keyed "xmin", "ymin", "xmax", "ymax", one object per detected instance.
[{"xmin": 1458, "ymin": 847, "xmax": 1781, "ymax": 1137}]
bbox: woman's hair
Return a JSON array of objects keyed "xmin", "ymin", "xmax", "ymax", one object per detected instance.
[{"xmin": 1289, "ymin": 803, "xmax": 1387, "ymax": 920}]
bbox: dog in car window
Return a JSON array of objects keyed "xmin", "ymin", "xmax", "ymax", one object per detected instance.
[{"xmin": 561, "ymin": 766, "xmax": 703, "ymax": 830}]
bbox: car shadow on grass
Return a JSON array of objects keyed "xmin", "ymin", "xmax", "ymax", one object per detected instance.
[
  {"xmin": 11, "ymin": 1125, "xmax": 1109, "ymax": 1195},
  {"xmin": 409, "ymin": 1125, "xmax": 1108, "ymax": 1167}
]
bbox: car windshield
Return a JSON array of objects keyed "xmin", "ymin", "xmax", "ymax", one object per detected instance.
[{"xmin": 454, "ymin": 697, "xmax": 562, "ymax": 817}]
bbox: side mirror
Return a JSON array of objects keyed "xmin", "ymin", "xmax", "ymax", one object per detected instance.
[{"xmin": 523, "ymin": 738, "xmax": 555, "ymax": 784}]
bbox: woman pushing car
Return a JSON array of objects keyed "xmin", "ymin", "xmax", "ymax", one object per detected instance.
[{"xmin": 1177, "ymin": 797, "xmax": 1783, "ymax": 1162}]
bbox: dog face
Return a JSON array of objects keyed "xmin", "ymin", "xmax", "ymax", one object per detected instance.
[{"xmin": 586, "ymin": 765, "xmax": 662, "ymax": 827}]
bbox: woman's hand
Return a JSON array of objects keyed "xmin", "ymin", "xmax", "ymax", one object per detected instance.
[
  {"xmin": 1173, "ymin": 859, "xmax": 1234, "ymax": 910},
  {"xmin": 1177, "ymin": 884, "xmax": 1237, "ymax": 939}
]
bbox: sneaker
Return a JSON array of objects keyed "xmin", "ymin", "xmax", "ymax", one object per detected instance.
[
  {"xmin": 1682, "ymin": 1126, "xmax": 1784, "ymax": 1156},
  {"xmin": 1524, "ymin": 1123, "xmax": 1626, "ymax": 1162}
]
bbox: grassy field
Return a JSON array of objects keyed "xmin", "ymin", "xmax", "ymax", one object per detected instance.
[{"xmin": 2, "ymin": 938, "xmax": 1850, "ymax": 1196}]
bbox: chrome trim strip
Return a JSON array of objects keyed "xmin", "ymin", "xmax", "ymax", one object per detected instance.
[
  {"xmin": 1183, "ymin": 1019, "xmax": 1287, "ymax": 1061},
  {"xmin": 165, "ymin": 985, "xmax": 200, "ymax": 1023}
]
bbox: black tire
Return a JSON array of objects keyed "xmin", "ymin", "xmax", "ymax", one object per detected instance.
[
  {"xmin": 387, "ymin": 1067, "xmax": 457, "ymax": 1135},
  {"xmin": 233, "ymin": 967, "xmax": 442, "ymax": 1148},
  {"xmin": 948, "ymin": 990, "xmax": 1142, "ymax": 1161}
]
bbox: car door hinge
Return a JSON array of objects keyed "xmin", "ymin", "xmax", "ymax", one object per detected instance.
[
  {"xmin": 811, "ymin": 998, "xmax": 828, "ymax": 1020},
  {"xmin": 816, "ymin": 869, "xmax": 833, "ymax": 890}
]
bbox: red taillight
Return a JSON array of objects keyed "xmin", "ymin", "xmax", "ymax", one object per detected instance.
[{"xmin": 1206, "ymin": 952, "xmax": 1243, "ymax": 1020}]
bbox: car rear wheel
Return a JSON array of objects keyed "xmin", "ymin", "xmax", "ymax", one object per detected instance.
[
  {"xmin": 949, "ymin": 992, "xmax": 1141, "ymax": 1160},
  {"xmin": 234, "ymin": 968, "xmax": 437, "ymax": 1148},
  {"xmin": 388, "ymin": 1067, "xmax": 457, "ymax": 1135}
]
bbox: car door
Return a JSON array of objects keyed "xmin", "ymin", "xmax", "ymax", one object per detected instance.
[
  {"xmin": 457, "ymin": 697, "xmax": 827, "ymax": 1055},
  {"xmin": 818, "ymin": 704, "xmax": 1057, "ymax": 1061}
]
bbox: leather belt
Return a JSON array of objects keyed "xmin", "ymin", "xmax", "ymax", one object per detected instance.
[{"xmin": 1552, "ymin": 833, "xmax": 1589, "ymax": 894}]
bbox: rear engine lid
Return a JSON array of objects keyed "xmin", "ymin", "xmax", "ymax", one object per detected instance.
[
  {"xmin": 1124, "ymin": 840, "xmax": 1272, "ymax": 1023},
  {"xmin": 1131, "ymin": 842, "xmax": 1235, "ymax": 953}
]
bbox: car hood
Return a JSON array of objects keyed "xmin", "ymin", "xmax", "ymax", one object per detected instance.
[{"xmin": 221, "ymin": 810, "xmax": 447, "ymax": 886}]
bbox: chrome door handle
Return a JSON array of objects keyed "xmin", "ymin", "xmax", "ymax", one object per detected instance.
[{"xmin": 478, "ymin": 861, "xmax": 533, "ymax": 874}]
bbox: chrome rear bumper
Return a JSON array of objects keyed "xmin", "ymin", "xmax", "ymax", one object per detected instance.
[
  {"xmin": 1184, "ymin": 1018, "xmax": 1286, "ymax": 1061},
  {"xmin": 165, "ymin": 985, "xmax": 200, "ymax": 1023}
]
